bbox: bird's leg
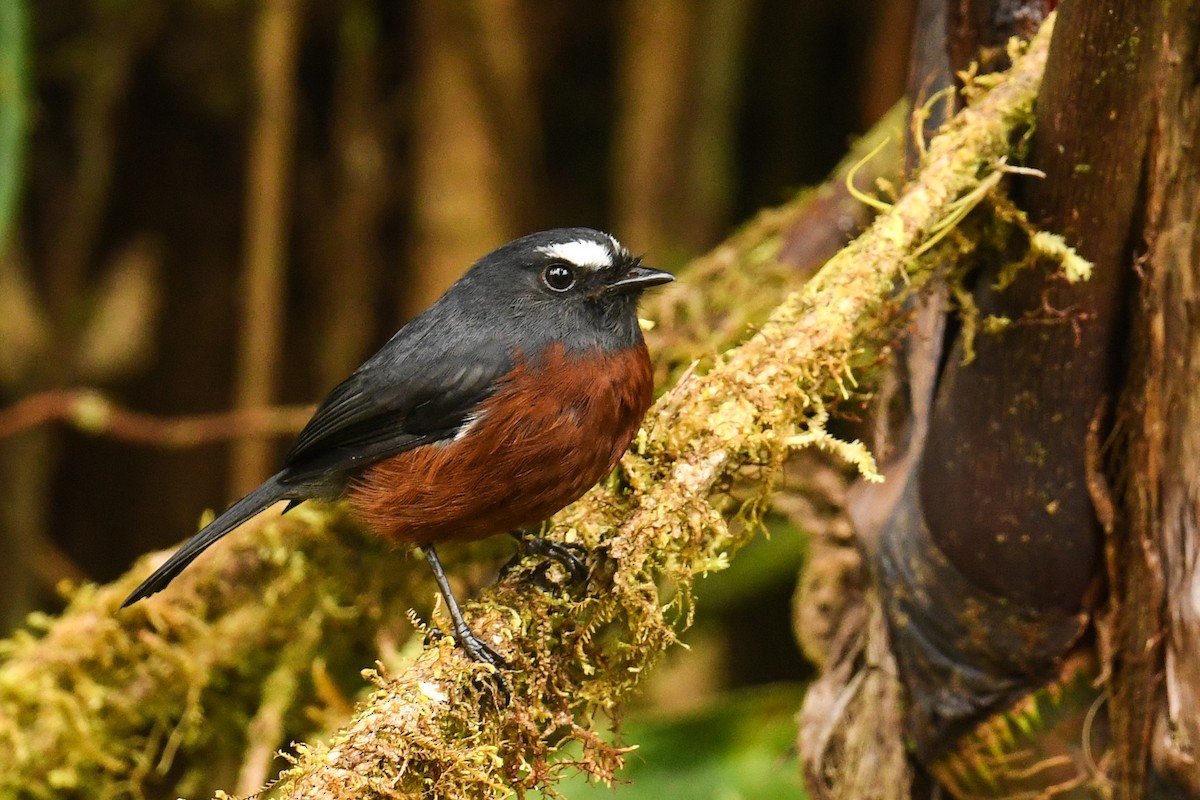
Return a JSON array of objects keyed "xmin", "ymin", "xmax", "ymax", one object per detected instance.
[
  {"xmin": 510, "ymin": 528, "xmax": 589, "ymax": 585},
  {"xmin": 421, "ymin": 546, "xmax": 506, "ymax": 670}
]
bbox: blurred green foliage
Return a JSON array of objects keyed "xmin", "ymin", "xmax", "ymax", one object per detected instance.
[
  {"xmin": 542, "ymin": 684, "xmax": 810, "ymax": 800},
  {"xmin": 0, "ymin": 0, "xmax": 26, "ymax": 255},
  {"xmin": 695, "ymin": 513, "xmax": 808, "ymax": 612}
]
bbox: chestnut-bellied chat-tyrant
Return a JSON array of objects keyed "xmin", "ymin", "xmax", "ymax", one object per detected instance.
[{"xmin": 122, "ymin": 228, "xmax": 673, "ymax": 668}]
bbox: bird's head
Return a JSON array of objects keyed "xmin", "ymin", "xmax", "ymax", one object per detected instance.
[{"xmin": 456, "ymin": 228, "xmax": 674, "ymax": 353}]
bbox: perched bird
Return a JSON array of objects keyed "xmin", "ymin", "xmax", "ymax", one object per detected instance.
[{"xmin": 122, "ymin": 228, "xmax": 673, "ymax": 667}]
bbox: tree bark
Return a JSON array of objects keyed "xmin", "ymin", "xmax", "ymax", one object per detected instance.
[{"xmin": 1117, "ymin": 2, "xmax": 1200, "ymax": 795}]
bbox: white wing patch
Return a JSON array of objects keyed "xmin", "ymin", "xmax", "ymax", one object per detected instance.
[
  {"xmin": 537, "ymin": 239, "xmax": 613, "ymax": 271},
  {"xmin": 452, "ymin": 410, "xmax": 484, "ymax": 442}
]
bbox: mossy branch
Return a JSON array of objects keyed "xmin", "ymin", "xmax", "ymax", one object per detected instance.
[
  {"xmin": 0, "ymin": 15, "xmax": 1054, "ymax": 799},
  {"xmin": 0, "ymin": 505, "xmax": 430, "ymax": 799},
  {"xmin": 276, "ymin": 15, "xmax": 1056, "ymax": 799}
]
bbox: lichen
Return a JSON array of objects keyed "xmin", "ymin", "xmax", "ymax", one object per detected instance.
[{"xmin": 1031, "ymin": 230, "xmax": 1094, "ymax": 283}]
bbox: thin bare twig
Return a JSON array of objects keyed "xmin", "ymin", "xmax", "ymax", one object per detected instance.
[{"xmin": 0, "ymin": 389, "xmax": 313, "ymax": 447}]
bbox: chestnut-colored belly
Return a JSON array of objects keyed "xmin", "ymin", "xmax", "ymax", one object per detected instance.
[{"xmin": 346, "ymin": 342, "xmax": 652, "ymax": 546}]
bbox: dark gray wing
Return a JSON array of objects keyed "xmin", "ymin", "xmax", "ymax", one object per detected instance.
[{"xmin": 281, "ymin": 329, "xmax": 513, "ymax": 479}]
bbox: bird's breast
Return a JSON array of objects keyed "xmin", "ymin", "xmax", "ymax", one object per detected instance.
[{"xmin": 346, "ymin": 341, "xmax": 653, "ymax": 545}]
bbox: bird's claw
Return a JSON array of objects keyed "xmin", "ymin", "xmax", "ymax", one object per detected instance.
[
  {"xmin": 454, "ymin": 623, "xmax": 507, "ymax": 670},
  {"xmin": 453, "ymin": 624, "xmax": 510, "ymax": 704},
  {"xmin": 425, "ymin": 622, "xmax": 510, "ymax": 703},
  {"xmin": 505, "ymin": 530, "xmax": 589, "ymax": 588}
]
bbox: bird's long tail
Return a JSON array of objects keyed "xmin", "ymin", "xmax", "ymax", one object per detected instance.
[{"xmin": 121, "ymin": 474, "xmax": 292, "ymax": 607}]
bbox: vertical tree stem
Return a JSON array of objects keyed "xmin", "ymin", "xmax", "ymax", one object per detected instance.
[
  {"xmin": 231, "ymin": 0, "xmax": 301, "ymax": 496},
  {"xmin": 0, "ymin": 0, "xmax": 27, "ymax": 257}
]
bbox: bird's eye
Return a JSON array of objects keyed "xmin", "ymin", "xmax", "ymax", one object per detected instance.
[{"xmin": 542, "ymin": 263, "xmax": 576, "ymax": 292}]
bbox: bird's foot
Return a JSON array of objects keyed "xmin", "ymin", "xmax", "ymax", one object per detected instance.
[
  {"xmin": 504, "ymin": 529, "xmax": 590, "ymax": 588},
  {"xmin": 427, "ymin": 621, "xmax": 509, "ymax": 703},
  {"xmin": 454, "ymin": 625, "xmax": 509, "ymax": 704},
  {"xmin": 451, "ymin": 620, "xmax": 507, "ymax": 670},
  {"xmin": 421, "ymin": 545, "xmax": 509, "ymax": 702}
]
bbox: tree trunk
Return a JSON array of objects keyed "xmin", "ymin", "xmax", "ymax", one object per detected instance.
[
  {"xmin": 1117, "ymin": 1, "xmax": 1200, "ymax": 795},
  {"xmin": 804, "ymin": 3, "xmax": 1200, "ymax": 799}
]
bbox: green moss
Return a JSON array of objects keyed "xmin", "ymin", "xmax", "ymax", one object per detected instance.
[{"xmin": 0, "ymin": 505, "xmax": 424, "ymax": 799}]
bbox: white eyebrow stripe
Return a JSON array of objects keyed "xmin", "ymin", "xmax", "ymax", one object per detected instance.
[{"xmin": 537, "ymin": 239, "xmax": 613, "ymax": 270}]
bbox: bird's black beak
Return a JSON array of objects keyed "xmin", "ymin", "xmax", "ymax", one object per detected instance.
[{"xmin": 605, "ymin": 264, "xmax": 675, "ymax": 294}]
